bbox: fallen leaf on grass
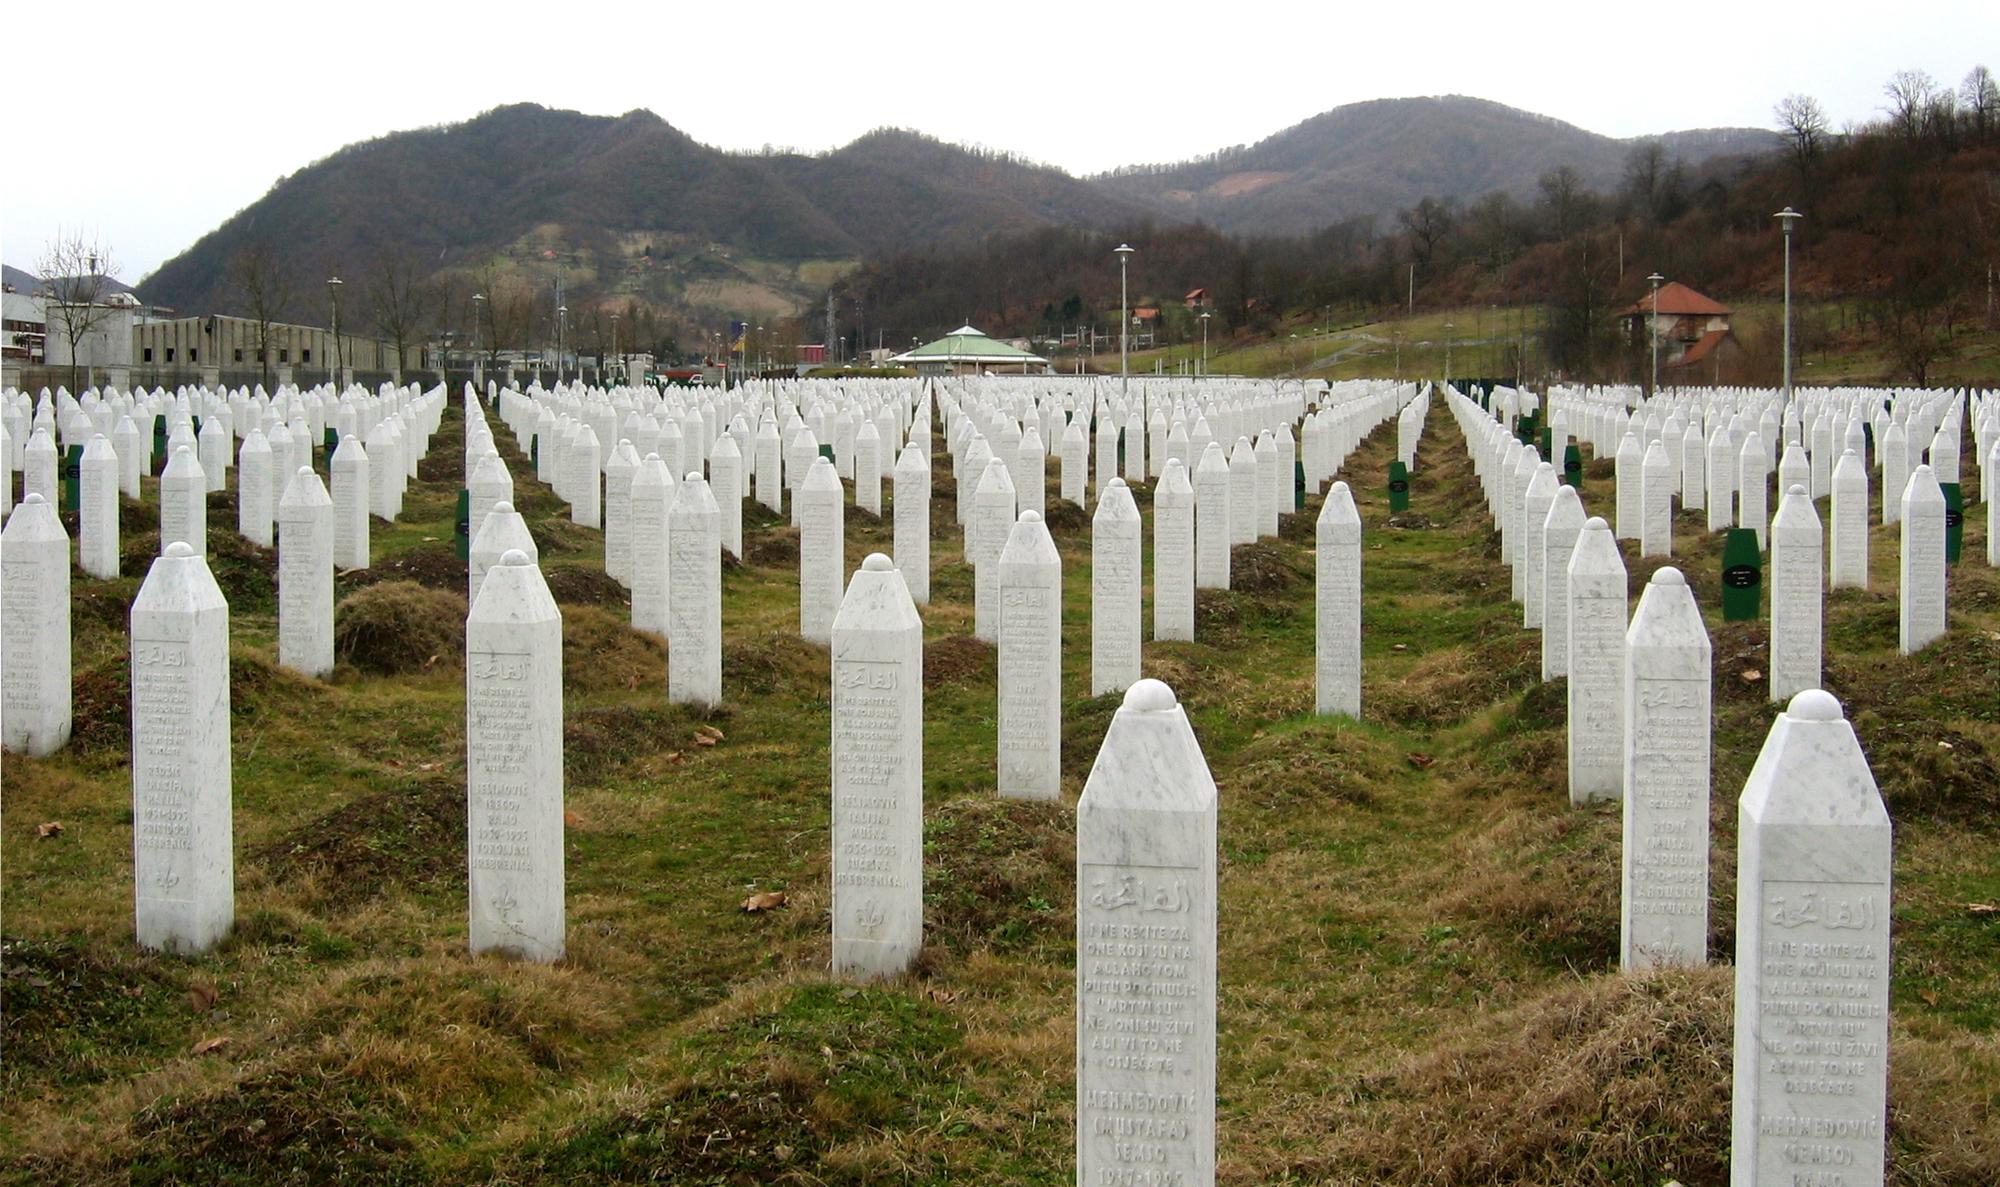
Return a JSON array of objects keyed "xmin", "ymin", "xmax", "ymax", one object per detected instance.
[
  {"xmin": 1967, "ymin": 902, "xmax": 1998, "ymax": 915},
  {"xmin": 563, "ymin": 810, "xmax": 583, "ymax": 829},
  {"xmin": 741, "ymin": 891, "xmax": 788, "ymax": 913},
  {"xmin": 1406, "ymin": 753, "xmax": 1434, "ymax": 770},
  {"xmin": 1741, "ymin": 669, "xmax": 1763, "ymax": 683},
  {"xmin": 1918, "ymin": 989, "xmax": 1940, "ymax": 1006},
  {"xmin": 36, "ymin": 821, "xmax": 63, "ymax": 838},
  {"xmin": 694, "ymin": 725, "xmax": 725, "ymax": 746},
  {"xmin": 665, "ymin": 751, "xmax": 686, "ymax": 764},
  {"xmin": 187, "ymin": 983, "xmax": 219, "ymax": 1013},
  {"xmin": 924, "ymin": 987, "xmax": 959, "ymax": 1004},
  {"xmin": 191, "ymin": 1036, "xmax": 232, "ymax": 1055}
]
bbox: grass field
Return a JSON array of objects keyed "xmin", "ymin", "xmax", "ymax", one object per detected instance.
[
  {"xmin": 1123, "ymin": 303, "xmax": 2000, "ymax": 389},
  {"xmin": 3, "ymin": 393, "xmax": 1996, "ymax": 1185}
]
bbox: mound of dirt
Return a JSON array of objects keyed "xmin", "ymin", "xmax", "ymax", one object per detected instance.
[
  {"xmin": 543, "ymin": 565, "xmax": 628, "ymax": 608},
  {"xmin": 923, "ymin": 634, "xmax": 995, "ymax": 691},
  {"xmin": 1294, "ymin": 969, "xmax": 1732, "ymax": 1186},
  {"xmin": 333, "ymin": 582, "xmax": 467, "ymax": 675}
]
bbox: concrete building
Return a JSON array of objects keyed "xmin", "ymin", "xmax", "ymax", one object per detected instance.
[{"xmin": 133, "ymin": 314, "xmax": 403, "ymax": 388}]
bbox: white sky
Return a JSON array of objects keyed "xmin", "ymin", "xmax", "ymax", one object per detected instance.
[{"xmin": 6, "ymin": 0, "xmax": 1991, "ymax": 283}]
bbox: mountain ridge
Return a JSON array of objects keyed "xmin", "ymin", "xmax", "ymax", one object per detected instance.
[{"xmin": 128, "ymin": 96, "xmax": 1781, "ymax": 319}]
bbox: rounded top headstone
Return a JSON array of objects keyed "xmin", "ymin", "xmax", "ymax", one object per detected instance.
[
  {"xmin": 1787, "ymin": 688, "xmax": 1843, "ymax": 722},
  {"xmin": 298, "ymin": 465, "xmax": 314, "ymax": 477},
  {"xmin": 500, "ymin": 549, "xmax": 532, "ymax": 567},
  {"xmin": 862, "ymin": 552, "xmax": 895, "ymax": 572},
  {"xmin": 1108, "ymin": 477, "xmax": 1127, "ymax": 490},
  {"xmin": 494, "ymin": 501, "xmax": 515, "ymax": 514},
  {"xmin": 686, "ymin": 472, "xmax": 702, "ymax": 484},
  {"xmin": 1650, "ymin": 566, "xmax": 1686, "ymax": 586},
  {"xmin": 1020, "ymin": 509, "xmax": 1042, "ymax": 523},
  {"xmin": 1788, "ymin": 484, "xmax": 1807, "ymax": 497},
  {"xmin": 1123, "ymin": 678, "xmax": 1178, "ymax": 712},
  {"xmin": 166, "ymin": 541, "xmax": 194, "ymax": 558},
  {"xmin": 1583, "ymin": 516, "xmax": 1610, "ymax": 531},
  {"xmin": 23, "ymin": 492, "xmax": 45, "ymax": 505}
]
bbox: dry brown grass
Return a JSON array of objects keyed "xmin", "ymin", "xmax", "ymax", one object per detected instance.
[
  {"xmin": 1267, "ymin": 969, "xmax": 1734, "ymax": 1186},
  {"xmin": 333, "ymin": 581, "xmax": 468, "ymax": 675}
]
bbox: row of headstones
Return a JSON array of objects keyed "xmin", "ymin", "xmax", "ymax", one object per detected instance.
[
  {"xmin": 1447, "ymin": 387, "xmax": 1897, "ymax": 1185},
  {"xmin": 0, "ymin": 387, "xmax": 447, "ymax": 756},
  {"xmin": 1551, "ymin": 381, "xmax": 1988, "ymax": 493},
  {"xmin": 0, "ymin": 380, "xmax": 444, "ymax": 565},
  {"xmin": 1551, "ymin": 383, "xmax": 1991, "ymax": 539},
  {"xmin": 481, "ymin": 376, "xmax": 1412, "ymax": 697},
  {"xmin": 13, "ymin": 379, "xmax": 1887, "ymax": 1183},
  {"xmin": 1466, "ymin": 389, "xmax": 1984, "ymax": 717}
]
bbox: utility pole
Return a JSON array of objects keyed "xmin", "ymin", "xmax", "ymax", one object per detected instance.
[{"xmin": 825, "ymin": 291, "xmax": 836, "ymax": 364}]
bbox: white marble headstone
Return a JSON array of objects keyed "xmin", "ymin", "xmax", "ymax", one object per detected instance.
[
  {"xmin": 1621, "ymin": 567, "xmax": 1710, "ymax": 971},
  {"xmin": 1731, "ymin": 690, "xmax": 1890, "ymax": 1187},
  {"xmin": 1075, "ymin": 679, "xmax": 1216, "ymax": 1187},
  {"xmin": 998, "ymin": 510, "xmax": 1062, "ymax": 801},
  {"xmin": 131, "ymin": 541, "xmax": 233, "ymax": 953},
  {"xmin": 465, "ymin": 549, "xmax": 565, "ymax": 962},
  {"xmin": 831, "ymin": 553, "xmax": 924, "ymax": 979}
]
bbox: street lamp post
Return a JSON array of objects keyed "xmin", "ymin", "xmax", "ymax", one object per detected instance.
[
  {"xmin": 1647, "ymin": 271, "xmax": 1665, "ymax": 401},
  {"xmin": 1443, "ymin": 322, "xmax": 1454, "ymax": 386},
  {"xmin": 1199, "ymin": 310, "xmax": 1211, "ymax": 378},
  {"xmin": 610, "ymin": 313, "xmax": 619, "ymax": 384},
  {"xmin": 1775, "ymin": 206, "xmax": 1803, "ymax": 399},
  {"xmin": 327, "ymin": 276, "xmax": 343, "ymax": 388},
  {"xmin": 471, "ymin": 292, "xmax": 485, "ymax": 390},
  {"xmin": 1115, "ymin": 243, "xmax": 1134, "ymax": 401},
  {"xmin": 556, "ymin": 305, "xmax": 568, "ymax": 385}
]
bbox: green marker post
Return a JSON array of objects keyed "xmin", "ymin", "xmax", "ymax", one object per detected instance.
[
  {"xmin": 1388, "ymin": 461, "xmax": 1411, "ymax": 513},
  {"xmin": 1941, "ymin": 482, "xmax": 1963, "ymax": 565},
  {"xmin": 1720, "ymin": 528, "xmax": 1763, "ymax": 621},
  {"xmin": 1563, "ymin": 444, "xmax": 1583, "ymax": 488},
  {"xmin": 455, "ymin": 490, "xmax": 472, "ymax": 562},
  {"xmin": 61, "ymin": 445, "xmax": 83, "ymax": 513}
]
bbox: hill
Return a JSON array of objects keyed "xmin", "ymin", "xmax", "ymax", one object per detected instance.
[
  {"xmin": 1095, "ymin": 95, "xmax": 1780, "ymax": 236},
  {"xmin": 133, "ymin": 98, "xmax": 1778, "ymax": 330}
]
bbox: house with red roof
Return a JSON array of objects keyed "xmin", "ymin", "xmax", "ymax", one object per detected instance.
[{"xmin": 1621, "ymin": 281, "xmax": 1738, "ymax": 371}]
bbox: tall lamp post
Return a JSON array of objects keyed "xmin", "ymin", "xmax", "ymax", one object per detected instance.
[
  {"xmin": 1114, "ymin": 243, "xmax": 1134, "ymax": 401},
  {"xmin": 1775, "ymin": 206, "xmax": 1803, "ymax": 399},
  {"xmin": 471, "ymin": 291, "xmax": 485, "ymax": 390},
  {"xmin": 327, "ymin": 276, "xmax": 343, "ymax": 388},
  {"xmin": 556, "ymin": 304, "xmax": 568, "ymax": 385},
  {"xmin": 1443, "ymin": 321, "xmax": 1454, "ymax": 386},
  {"xmin": 1199, "ymin": 310, "xmax": 1211, "ymax": 378},
  {"xmin": 610, "ymin": 312, "xmax": 620, "ymax": 384},
  {"xmin": 1647, "ymin": 271, "xmax": 1665, "ymax": 401}
]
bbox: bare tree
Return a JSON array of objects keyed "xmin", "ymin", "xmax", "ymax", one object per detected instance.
[
  {"xmin": 1536, "ymin": 166, "xmax": 1590, "ymax": 240},
  {"xmin": 1621, "ymin": 141, "xmax": 1685, "ymax": 224},
  {"xmin": 228, "ymin": 242, "xmax": 297, "ymax": 387},
  {"xmin": 1398, "ymin": 197, "xmax": 1455, "ymax": 268},
  {"xmin": 366, "ymin": 251, "xmax": 430, "ymax": 379},
  {"xmin": 35, "ymin": 232, "xmax": 121, "ymax": 393},
  {"xmin": 1962, "ymin": 65, "xmax": 1999, "ymax": 145},
  {"xmin": 1774, "ymin": 93, "xmax": 1830, "ymax": 202},
  {"xmin": 1885, "ymin": 69, "xmax": 1936, "ymax": 141}
]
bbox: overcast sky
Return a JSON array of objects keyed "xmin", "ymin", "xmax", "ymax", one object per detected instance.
[{"xmin": 6, "ymin": 0, "xmax": 1990, "ymax": 283}]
